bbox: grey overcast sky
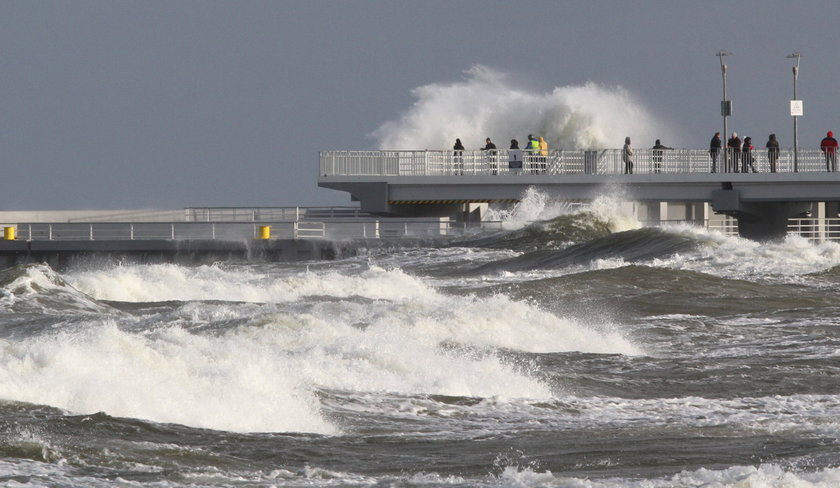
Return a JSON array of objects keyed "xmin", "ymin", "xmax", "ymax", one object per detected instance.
[{"xmin": 2, "ymin": 0, "xmax": 838, "ymax": 210}]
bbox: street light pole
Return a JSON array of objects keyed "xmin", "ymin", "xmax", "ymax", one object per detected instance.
[
  {"xmin": 788, "ymin": 52, "xmax": 802, "ymax": 172},
  {"xmin": 717, "ymin": 50, "xmax": 732, "ymax": 172}
]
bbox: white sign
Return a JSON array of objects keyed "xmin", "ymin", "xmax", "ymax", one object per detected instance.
[{"xmin": 790, "ymin": 100, "xmax": 804, "ymax": 116}]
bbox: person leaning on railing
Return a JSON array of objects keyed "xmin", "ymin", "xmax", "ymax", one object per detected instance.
[{"xmin": 652, "ymin": 139, "xmax": 673, "ymax": 174}]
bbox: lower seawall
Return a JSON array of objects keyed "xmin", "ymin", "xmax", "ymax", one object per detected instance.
[{"xmin": 0, "ymin": 239, "xmax": 338, "ymax": 270}]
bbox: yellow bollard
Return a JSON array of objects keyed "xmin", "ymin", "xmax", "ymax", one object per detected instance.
[
  {"xmin": 3, "ymin": 226, "xmax": 15, "ymax": 240},
  {"xmin": 258, "ymin": 225, "xmax": 271, "ymax": 240}
]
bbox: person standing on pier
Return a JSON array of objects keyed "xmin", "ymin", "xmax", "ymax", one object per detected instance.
[
  {"xmin": 709, "ymin": 132, "xmax": 722, "ymax": 173},
  {"xmin": 482, "ymin": 138, "xmax": 498, "ymax": 174},
  {"xmin": 453, "ymin": 138, "xmax": 465, "ymax": 175},
  {"xmin": 741, "ymin": 136, "xmax": 756, "ymax": 173},
  {"xmin": 820, "ymin": 131, "xmax": 838, "ymax": 172},
  {"xmin": 765, "ymin": 134, "xmax": 780, "ymax": 173},
  {"xmin": 525, "ymin": 135, "xmax": 540, "ymax": 173},
  {"xmin": 539, "ymin": 136, "xmax": 549, "ymax": 173},
  {"xmin": 727, "ymin": 132, "xmax": 741, "ymax": 173},
  {"xmin": 508, "ymin": 139, "xmax": 522, "ymax": 173},
  {"xmin": 623, "ymin": 137, "xmax": 634, "ymax": 174},
  {"xmin": 652, "ymin": 139, "xmax": 672, "ymax": 174}
]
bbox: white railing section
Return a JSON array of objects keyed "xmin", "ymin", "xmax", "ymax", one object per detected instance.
[
  {"xmin": 14, "ymin": 219, "xmax": 477, "ymax": 242},
  {"xmin": 185, "ymin": 207, "xmax": 371, "ymax": 222},
  {"xmin": 320, "ymin": 148, "xmax": 837, "ymax": 176},
  {"xmin": 11, "ymin": 217, "xmax": 840, "ymax": 242}
]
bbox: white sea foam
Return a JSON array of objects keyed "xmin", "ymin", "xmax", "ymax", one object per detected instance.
[
  {"xmin": 0, "ymin": 321, "xmax": 335, "ymax": 434},
  {"xmin": 1, "ymin": 264, "xmax": 642, "ymax": 433},
  {"xmin": 67, "ymin": 264, "xmax": 639, "ymax": 356},
  {"xmin": 371, "ymin": 65, "xmax": 677, "ymax": 150},
  {"xmin": 496, "ymin": 464, "xmax": 840, "ymax": 488},
  {"xmin": 654, "ymin": 223, "xmax": 840, "ymax": 282},
  {"xmin": 66, "ymin": 263, "xmax": 431, "ymax": 303}
]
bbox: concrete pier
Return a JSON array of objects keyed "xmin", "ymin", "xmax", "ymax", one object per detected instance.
[{"xmin": 319, "ymin": 149, "xmax": 840, "ymax": 241}]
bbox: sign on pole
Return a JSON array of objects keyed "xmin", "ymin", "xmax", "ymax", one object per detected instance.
[{"xmin": 790, "ymin": 100, "xmax": 804, "ymax": 116}]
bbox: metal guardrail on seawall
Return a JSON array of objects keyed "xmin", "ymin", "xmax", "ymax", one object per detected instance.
[
  {"xmin": 9, "ymin": 217, "xmax": 840, "ymax": 243},
  {"xmin": 12, "ymin": 219, "xmax": 493, "ymax": 241},
  {"xmin": 320, "ymin": 149, "xmax": 837, "ymax": 176}
]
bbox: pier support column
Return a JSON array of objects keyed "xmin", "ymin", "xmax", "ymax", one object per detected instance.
[
  {"xmin": 734, "ymin": 201, "xmax": 812, "ymax": 241},
  {"xmin": 635, "ymin": 201, "xmax": 662, "ymax": 225}
]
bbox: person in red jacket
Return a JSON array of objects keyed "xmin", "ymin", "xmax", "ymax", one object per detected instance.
[{"xmin": 821, "ymin": 131, "xmax": 839, "ymax": 172}]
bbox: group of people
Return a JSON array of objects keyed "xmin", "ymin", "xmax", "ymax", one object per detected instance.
[
  {"xmin": 454, "ymin": 135, "xmax": 549, "ymax": 173},
  {"xmin": 709, "ymin": 131, "xmax": 839, "ymax": 173},
  {"xmin": 621, "ymin": 137, "xmax": 673, "ymax": 174},
  {"xmin": 708, "ymin": 132, "xmax": 760, "ymax": 173},
  {"xmin": 456, "ymin": 131, "xmax": 840, "ymax": 174},
  {"xmin": 455, "ymin": 135, "xmax": 549, "ymax": 155}
]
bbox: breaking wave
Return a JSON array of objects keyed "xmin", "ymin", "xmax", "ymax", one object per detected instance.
[{"xmin": 371, "ymin": 65, "xmax": 677, "ymax": 150}]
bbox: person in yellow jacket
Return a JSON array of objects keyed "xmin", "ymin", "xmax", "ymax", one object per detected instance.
[{"xmin": 538, "ymin": 136, "xmax": 549, "ymax": 173}]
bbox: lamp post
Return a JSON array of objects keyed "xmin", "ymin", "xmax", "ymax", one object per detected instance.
[
  {"xmin": 717, "ymin": 50, "xmax": 733, "ymax": 144},
  {"xmin": 787, "ymin": 52, "xmax": 802, "ymax": 172}
]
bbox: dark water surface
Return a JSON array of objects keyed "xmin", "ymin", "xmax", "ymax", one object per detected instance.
[{"xmin": 1, "ymin": 212, "xmax": 840, "ymax": 487}]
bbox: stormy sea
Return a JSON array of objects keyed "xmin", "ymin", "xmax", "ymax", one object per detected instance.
[{"xmin": 1, "ymin": 195, "xmax": 840, "ymax": 487}]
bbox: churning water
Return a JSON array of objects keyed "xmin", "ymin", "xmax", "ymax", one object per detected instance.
[{"xmin": 1, "ymin": 193, "xmax": 840, "ymax": 487}]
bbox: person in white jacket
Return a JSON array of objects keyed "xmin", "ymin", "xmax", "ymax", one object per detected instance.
[{"xmin": 622, "ymin": 137, "xmax": 633, "ymax": 174}]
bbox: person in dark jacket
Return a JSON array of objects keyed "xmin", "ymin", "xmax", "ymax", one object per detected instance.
[
  {"xmin": 765, "ymin": 134, "xmax": 780, "ymax": 173},
  {"xmin": 508, "ymin": 139, "xmax": 522, "ymax": 172},
  {"xmin": 651, "ymin": 139, "xmax": 673, "ymax": 174},
  {"xmin": 453, "ymin": 138, "xmax": 465, "ymax": 174},
  {"xmin": 821, "ymin": 131, "xmax": 839, "ymax": 172},
  {"xmin": 741, "ymin": 136, "xmax": 756, "ymax": 173},
  {"xmin": 482, "ymin": 138, "xmax": 498, "ymax": 174},
  {"xmin": 727, "ymin": 132, "xmax": 741, "ymax": 173},
  {"xmin": 709, "ymin": 132, "xmax": 722, "ymax": 173}
]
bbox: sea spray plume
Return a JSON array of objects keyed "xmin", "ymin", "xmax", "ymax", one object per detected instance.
[
  {"xmin": 474, "ymin": 189, "xmax": 642, "ymax": 250},
  {"xmin": 371, "ymin": 65, "xmax": 676, "ymax": 150},
  {"xmin": 484, "ymin": 187, "xmax": 578, "ymax": 230}
]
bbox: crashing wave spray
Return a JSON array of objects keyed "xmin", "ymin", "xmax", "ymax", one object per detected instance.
[
  {"xmin": 485, "ymin": 187, "xmax": 641, "ymax": 233},
  {"xmin": 371, "ymin": 65, "xmax": 677, "ymax": 150}
]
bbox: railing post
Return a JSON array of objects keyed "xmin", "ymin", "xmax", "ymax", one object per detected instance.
[{"xmin": 90, "ymin": 224, "xmax": 94, "ymax": 241}]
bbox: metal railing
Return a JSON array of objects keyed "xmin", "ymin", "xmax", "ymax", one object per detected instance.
[
  {"xmin": 13, "ymin": 219, "xmax": 481, "ymax": 242},
  {"xmin": 10, "ymin": 217, "xmax": 840, "ymax": 242},
  {"xmin": 185, "ymin": 206, "xmax": 372, "ymax": 222},
  {"xmin": 320, "ymin": 148, "xmax": 839, "ymax": 176}
]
